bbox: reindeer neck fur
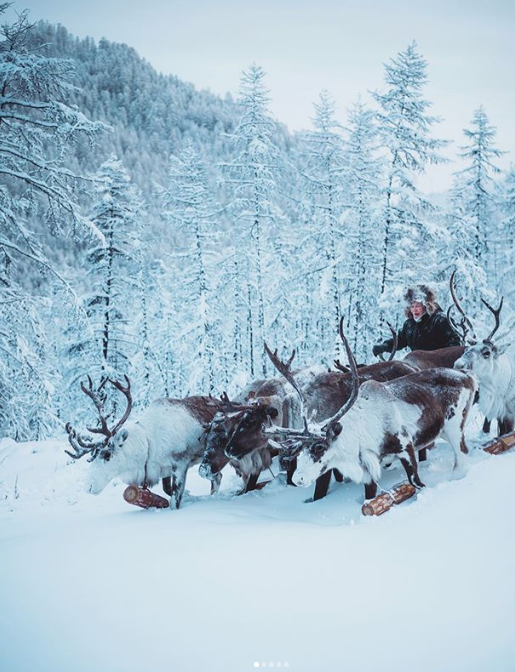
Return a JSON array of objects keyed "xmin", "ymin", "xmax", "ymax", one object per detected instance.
[
  {"xmin": 115, "ymin": 421, "xmax": 152, "ymax": 485},
  {"xmin": 479, "ymin": 353, "xmax": 515, "ymax": 419},
  {"xmin": 324, "ymin": 390, "xmax": 393, "ymax": 484}
]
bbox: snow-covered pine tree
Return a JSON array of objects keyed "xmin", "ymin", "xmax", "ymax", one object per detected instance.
[
  {"xmin": 297, "ymin": 90, "xmax": 348, "ymax": 361},
  {"xmin": 497, "ymin": 165, "xmax": 515, "ymax": 309},
  {"xmin": 132, "ymin": 215, "xmax": 167, "ymax": 408},
  {"xmin": 162, "ymin": 141, "xmax": 219, "ymax": 394},
  {"xmin": 70, "ymin": 158, "xmax": 139, "ymax": 413},
  {"xmin": 0, "ymin": 6, "xmax": 103, "ymax": 439},
  {"xmin": 221, "ymin": 64, "xmax": 285, "ymax": 377},
  {"xmin": 455, "ymin": 107, "xmax": 505, "ymax": 286},
  {"xmin": 344, "ymin": 100, "xmax": 383, "ymax": 360},
  {"xmin": 372, "ymin": 42, "xmax": 448, "ymax": 313}
]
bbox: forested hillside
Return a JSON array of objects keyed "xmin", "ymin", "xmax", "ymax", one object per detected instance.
[{"xmin": 1, "ymin": 8, "xmax": 513, "ymax": 441}]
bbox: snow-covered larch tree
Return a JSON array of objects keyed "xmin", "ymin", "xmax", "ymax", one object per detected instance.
[
  {"xmin": 372, "ymin": 41, "xmax": 448, "ymax": 310},
  {"xmin": 221, "ymin": 63, "xmax": 285, "ymax": 377},
  {"xmin": 0, "ymin": 6, "xmax": 103, "ymax": 439},
  {"xmin": 298, "ymin": 90, "xmax": 348, "ymax": 361},
  {"xmin": 344, "ymin": 100, "xmax": 384, "ymax": 359},
  {"xmin": 75, "ymin": 158, "xmax": 139, "ymax": 399},
  {"xmin": 455, "ymin": 107, "xmax": 505, "ymax": 282},
  {"xmin": 162, "ymin": 141, "xmax": 219, "ymax": 394}
]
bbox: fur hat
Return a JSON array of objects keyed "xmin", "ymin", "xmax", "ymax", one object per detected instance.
[{"xmin": 404, "ymin": 285, "xmax": 441, "ymax": 317}]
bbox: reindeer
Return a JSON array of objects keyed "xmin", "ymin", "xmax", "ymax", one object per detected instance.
[
  {"xmin": 452, "ymin": 274, "xmax": 514, "ymax": 436},
  {"xmin": 223, "ymin": 337, "xmax": 419, "ymax": 501},
  {"xmin": 267, "ymin": 318, "xmax": 477, "ymax": 503},
  {"xmin": 65, "ymin": 376, "xmax": 225, "ymax": 509},
  {"xmin": 198, "ymin": 395, "xmax": 275, "ymax": 495},
  {"xmin": 199, "ymin": 366, "xmax": 323, "ymax": 493}
]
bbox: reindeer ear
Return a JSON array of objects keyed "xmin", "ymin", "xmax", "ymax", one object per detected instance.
[
  {"xmin": 494, "ymin": 343, "xmax": 508, "ymax": 356},
  {"xmin": 120, "ymin": 428, "xmax": 129, "ymax": 442},
  {"xmin": 265, "ymin": 406, "xmax": 279, "ymax": 419}
]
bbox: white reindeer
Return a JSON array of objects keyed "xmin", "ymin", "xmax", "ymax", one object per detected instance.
[
  {"xmin": 65, "ymin": 376, "xmax": 224, "ymax": 508},
  {"xmin": 449, "ymin": 270, "xmax": 515, "ymax": 435}
]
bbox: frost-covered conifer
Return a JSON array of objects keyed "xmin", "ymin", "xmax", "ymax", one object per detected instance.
[
  {"xmin": 344, "ymin": 100, "xmax": 383, "ymax": 359},
  {"xmin": 77, "ymin": 159, "xmax": 139, "ymax": 390},
  {"xmin": 297, "ymin": 91, "xmax": 348, "ymax": 360},
  {"xmin": 0, "ymin": 7, "xmax": 102, "ymax": 439},
  {"xmin": 498, "ymin": 165, "xmax": 515, "ymax": 303},
  {"xmin": 455, "ymin": 107, "xmax": 505, "ymax": 280},
  {"xmin": 162, "ymin": 141, "xmax": 219, "ymax": 394},
  {"xmin": 221, "ymin": 64, "xmax": 285, "ymax": 376},
  {"xmin": 372, "ymin": 42, "xmax": 447, "ymax": 309}
]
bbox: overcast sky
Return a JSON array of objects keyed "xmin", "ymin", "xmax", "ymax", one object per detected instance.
[{"xmin": 9, "ymin": 0, "xmax": 515, "ymax": 191}]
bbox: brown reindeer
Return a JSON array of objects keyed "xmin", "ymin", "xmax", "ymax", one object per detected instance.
[
  {"xmin": 198, "ymin": 394, "xmax": 276, "ymax": 494},
  {"xmin": 268, "ymin": 318, "xmax": 477, "ymax": 504}
]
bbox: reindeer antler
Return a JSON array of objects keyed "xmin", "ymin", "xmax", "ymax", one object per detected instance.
[
  {"xmin": 447, "ymin": 304, "xmax": 469, "ymax": 346},
  {"xmin": 108, "ymin": 375, "xmax": 132, "ymax": 435},
  {"xmin": 450, "ymin": 270, "xmax": 477, "ymax": 344},
  {"xmin": 386, "ymin": 322, "xmax": 397, "ymax": 361},
  {"xmin": 334, "ymin": 359, "xmax": 350, "ymax": 373},
  {"xmin": 481, "ymin": 297, "xmax": 504, "ymax": 343},
  {"xmin": 264, "ymin": 343, "xmax": 310, "ymax": 433},
  {"xmin": 220, "ymin": 391, "xmax": 239, "ymax": 413},
  {"xmin": 322, "ymin": 317, "xmax": 360, "ymax": 430},
  {"xmin": 65, "ymin": 375, "xmax": 133, "ymax": 461}
]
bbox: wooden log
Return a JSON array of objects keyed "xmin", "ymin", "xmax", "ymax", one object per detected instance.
[
  {"xmin": 361, "ymin": 493, "xmax": 393, "ymax": 516},
  {"xmin": 501, "ymin": 431, "xmax": 515, "ymax": 450},
  {"xmin": 361, "ymin": 482, "xmax": 416, "ymax": 516},
  {"xmin": 123, "ymin": 485, "xmax": 169, "ymax": 509},
  {"xmin": 484, "ymin": 431, "xmax": 515, "ymax": 455}
]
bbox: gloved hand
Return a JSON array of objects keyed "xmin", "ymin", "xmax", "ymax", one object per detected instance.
[{"xmin": 373, "ymin": 344, "xmax": 386, "ymax": 357}]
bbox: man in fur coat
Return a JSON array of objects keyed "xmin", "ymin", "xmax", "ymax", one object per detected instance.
[{"xmin": 373, "ymin": 284, "xmax": 461, "ymax": 356}]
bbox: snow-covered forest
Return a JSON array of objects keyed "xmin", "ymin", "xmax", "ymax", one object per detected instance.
[{"xmin": 1, "ymin": 5, "xmax": 514, "ymax": 442}]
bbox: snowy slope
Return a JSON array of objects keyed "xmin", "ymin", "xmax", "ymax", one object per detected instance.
[{"xmin": 1, "ymin": 418, "xmax": 515, "ymax": 672}]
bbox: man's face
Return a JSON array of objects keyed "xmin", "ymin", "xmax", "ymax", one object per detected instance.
[{"xmin": 411, "ymin": 301, "xmax": 426, "ymax": 319}]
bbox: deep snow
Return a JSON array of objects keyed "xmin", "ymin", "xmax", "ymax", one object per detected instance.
[{"xmin": 1, "ymin": 415, "xmax": 514, "ymax": 672}]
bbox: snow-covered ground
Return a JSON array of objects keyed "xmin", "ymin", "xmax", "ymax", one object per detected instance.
[{"xmin": 1, "ymin": 415, "xmax": 515, "ymax": 672}]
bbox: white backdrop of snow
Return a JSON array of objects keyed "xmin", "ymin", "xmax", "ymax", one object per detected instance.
[{"xmin": 1, "ymin": 410, "xmax": 514, "ymax": 672}]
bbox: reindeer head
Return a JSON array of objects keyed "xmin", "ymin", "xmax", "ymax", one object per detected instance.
[
  {"xmin": 224, "ymin": 399, "xmax": 279, "ymax": 459},
  {"xmin": 65, "ymin": 375, "xmax": 134, "ymax": 494},
  {"xmin": 199, "ymin": 411, "xmax": 232, "ymax": 480},
  {"xmin": 292, "ymin": 422, "xmax": 345, "ymax": 486},
  {"xmin": 450, "ymin": 271, "xmax": 506, "ymax": 381}
]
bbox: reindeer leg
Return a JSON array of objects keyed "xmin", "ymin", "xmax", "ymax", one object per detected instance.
[
  {"xmin": 170, "ymin": 464, "xmax": 188, "ymax": 510},
  {"xmin": 333, "ymin": 469, "xmax": 344, "ymax": 483},
  {"xmin": 244, "ymin": 472, "xmax": 260, "ymax": 493},
  {"xmin": 400, "ymin": 445, "xmax": 425, "ymax": 488},
  {"xmin": 286, "ymin": 456, "xmax": 297, "ymax": 486},
  {"xmin": 313, "ymin": 470, "xmax": 332, "ymax": 501},
  {"xmin": 162, "ymin": 476, "xmax": 173, "ymax": 496},
  {"xmin": 504, "ymin": 418, "xmax": 514, "ymax": 434},
  {"xmin": 210, "ymin": 473, "xmax": 222, "ymax": 495},
  {"xmin": 364, "ymin": 480, "xmax": 378, "ymax": 500},
  {"xmin": 419, "ymin": 441, "xmax": 434, "ymax": 463}
]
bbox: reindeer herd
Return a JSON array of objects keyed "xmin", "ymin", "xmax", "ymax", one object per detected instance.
[{"xmin": 65, "ymin": 273, "xmax": 515, "ymax": 513}]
